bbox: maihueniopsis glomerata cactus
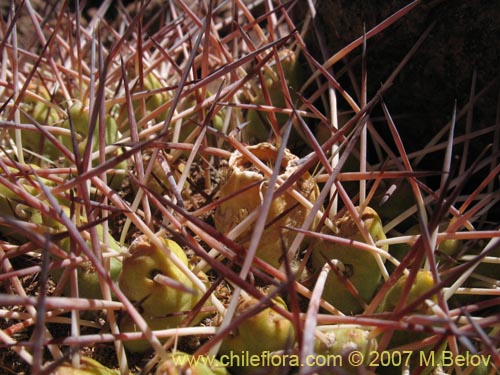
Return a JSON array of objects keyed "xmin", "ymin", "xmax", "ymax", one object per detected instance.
[
  {"xmin": 1, "ymin": 1, "xmax": 499, "ymax": 374},
  {"xmin": 118, "ymin": 235, "xmax": 211, "ymax": 353},
  {"xmin": 214, "ymin": 142, "xmax": 320, "ymax": 269}
]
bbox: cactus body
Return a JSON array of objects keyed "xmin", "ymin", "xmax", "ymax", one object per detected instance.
[
  {"xmin": 244, "ymin": 49, "xmax": 303, "ymax": 144},
  {"xmin": 310, "ymin": 207, "xmax": 388, "ymax": 314},
  {"xmin": 118, "ymin": 235, "xmax": 209, "ymax": 352},
  {"xmin": 314, "ymin": 326, "xmax": 377, "ymax": 374},
  {"xmin": 219, "ymin": 295, "xmax": 295, "ymax": 373},
  {"xmin": 214, "ymin": 143, "xmax": 319, "ymax": 268},
  {"xmin": 118, "ymin": 235, "xmax": 207, "ymax": 318},
  {"xmin": 54, "ymin": 357, "xmax": 118, "ymax": 375}
]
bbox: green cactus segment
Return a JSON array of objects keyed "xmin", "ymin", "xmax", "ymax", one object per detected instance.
[
  {"xmin": 156, "ymin": 352, "xmax": 228, "ymax": 375},
  {"xmin": 390, "ymin": 224, "xmax": 461, "ymax": 265},
  {"xmin": 378, "ymin": 269, "xmax": 437, "ymax": 356},
  {"xmin": 437, "ymin": 233, "xmax": 461, "ymax": 258},
  {"xmin": 53, "ymin": 357, "xmax": 118, "ymax": 375},
  {"xmin": 60, "ymin": 102, "xmax": 119, "ymax": 156},
  {"xmin": 17, "ymin": 85, "xmax": 63, "ymax": 157},
  {"xmin": 30, "ymin": 96, "xmax": 61, "ymax": 127},
  {"xmin": 16, "ymin": 89, "xmax": 126, "ymax": 189},
  {"xmin": 118, "ymin": 235, "xmax": 210, "ymax": 353},
  {"xmin": 310, "ymin": 207, "xmax": 388, "ymax": 314},
  {"xmin": 18, "ymin": 89, "xmax": 120, "ymax": 162},
  {"xmin": 219, "ymin": 295, "xmax": 295, "ymax": 372},
  {"xmin": 119, "ymin": 72, "xmax": 170, "ymax": 126},
  {"xmin": 142, "ymin": 73, "xmax": 170, "ymax": 120},
  {"xmin": 52, "ymin": 224, "xmax": 122, "ymax": 300},
  {"xmin": 379, "ymin": 269, "xmax": 436, "ymax": 314},
  {"xmin": 75, "ymin": 256, "xmax": 122, "ymax": 299},
  {"xmin": 0, "ymin": 168, "xmax": 62, "ymax": 241},
  {"xmin": 314, "ymin": 326, "xmax": 377, "ymax": 374},
  {"xmin": 214, "ymin": 143, "xmax": 319, "ymax": 268},
  {"xmin": 170, "ymin": 89, "xmax": 225, "ymax": 145},
  {"xmin": 119, "ymin": 235, "xmax": 207, "ymax": 317},
  {"xmin": 244, "ymin": 49, "xmax": 303, "ymax": 143}
]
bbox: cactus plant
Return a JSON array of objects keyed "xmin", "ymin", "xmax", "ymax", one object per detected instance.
[
  {"xmin": 313, "ymin": 326, "xmax": 378, "ymax": 374},
  {"xmin": 118, "ymin": 235, "xmax": 208, "ymax": 319},
  {"xmin": 219, "ymin": 295, "xmax": 295, "ymax": 373},
  {"xmin": 171, "ymin": 89, "xmax": 225, "ymax": 143},
  {"xmin": 309, "ymin": 206, "xmax": 388, "ymax": 314},
  {"xmin": 54, "ymin": 357, "xmax": 118, "ymax": 375},
  {"xmin": 59, "ymin": 101, "xmax": 119, "ymax": 156},
  {"xmin": 1, "ymin": 1, "xmax": 499, "ymax": 374},
  {"xmin": 377, "ymin": 269, "xmax": 439, "ymax": 373},
  {"xmin": 378, "ymin": 269, "xmax": 436, "ymax": 315},
  {"xmin": 52, "ymin": 223, "xmax": 123, "ymax": 300},
  {"xmin": 244, "ymin": 49, "xmax": 303, "ymax": 144},
  {"xmin": 214, "ymin": 142, "xmax": 319, "ymax": 268},
  {"xmin": 0, "ymin": 166, "xmax": 62, "ymax": 241},
  {"xmin": 117, "ymin": 235, "xmax": 210, "ymax": 353},
  {"xmin": 17, "ymin": 83, "xmax": 63, "ymax": 158},
  {"xmin": 390, "ymin": 223, "xmax": 461, "ymax": 266}
]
